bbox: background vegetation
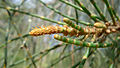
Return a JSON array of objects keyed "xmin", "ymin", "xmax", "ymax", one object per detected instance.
[{"xmin": 0, "ymin": 0, "xmax": 120, "ymax": 68}]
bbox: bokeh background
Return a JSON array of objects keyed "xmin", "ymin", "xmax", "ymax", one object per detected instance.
[{"xmin": 0, "ymin": 0, "xmax": 120, "ymax": 68}]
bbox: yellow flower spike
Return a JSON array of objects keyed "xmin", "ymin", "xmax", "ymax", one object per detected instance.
[{"xmin": 29, "ymin": 25, "xmax": 81, "ymax": 36}]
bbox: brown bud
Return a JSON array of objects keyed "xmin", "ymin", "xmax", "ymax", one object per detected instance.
[
  {"xmin": 105, "ymin": 22, "xmax": 111, "ymax": 26},
  {"xmin": 63, "ymin": 18, "xmax": 70, "ymax": 23},
  {"xmin": 106, "ymin": 29, "xmax": 111, "ymax": 34},
  {"xmin": 111, "ymin": 29, "xmax": 116, "ymax": 32},
  {"xmin": 94, "ymin": 22, "xmax": 106, "ymax": 28}
]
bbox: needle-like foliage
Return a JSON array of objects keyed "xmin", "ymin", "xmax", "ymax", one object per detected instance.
[{"xmin": 0, "ymin": 0, "xmax": 120, "ymax": 68}]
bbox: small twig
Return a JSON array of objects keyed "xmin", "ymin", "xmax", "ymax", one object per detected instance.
[
  {"xmin": 48, "ymin": 47, "xmax": 82, "ymax": 68},
  {"xmin": 9, "ymin": 43, "xmax": 64, "ymax": 67},
  {"xmin": 90, "ymin": 0, "xmax": 108, "ymax": 22},
  {"xmin": 72, "ymin": 48, "xmax": 94, "ymax": 68},
  {"xmin": 4, "ymin": 10, "xmax": 12, "ymax": 68},
  {"xmin": 0, "ymin": 6, "xmax": 66, "ymax": 25},
  {"xmin": 102, "ymin": 0, "xmax": 116, "ymax": 25},
  {"xmin": 39, "ymin": 0, "xmax": 92, "ymax": 26}
]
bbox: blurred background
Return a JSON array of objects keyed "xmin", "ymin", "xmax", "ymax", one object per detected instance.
[{"xmin": 0, "ymin": 0, "xmax": 120, "ymax": 68}]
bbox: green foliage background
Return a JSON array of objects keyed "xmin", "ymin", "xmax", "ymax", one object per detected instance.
[{"xmin": 0, "ymin": 0, "xmax": 120, "ymax": 68}]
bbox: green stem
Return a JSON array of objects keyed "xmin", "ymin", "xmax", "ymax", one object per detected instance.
[
  {"xmin": 8, "ymin": 8, "xmax": 37, "ymax": 68},
  {"xmin": 0, "ymin": 6, "xmax": 66, "ymax": 25},
  {"xmin": 90, "ymin": 0, "xmax": 108, "ymax": 22},
  {"xmin": 72, "ymin": 48, "xmax": 91, "ymax": 68},
  {"xmin": 9, "ymin": 43, "xmax": 64, "ymax": 67},
  {"xmin": 75, "ymin": 0, "xmax": 99, "ymax": 22},
  {"xmin": 111, "ymin": 8, "xmax": 120, "ymax": 21},
  {"xmin": 24, "ymin": 45, "xmax": 37, "ymax": 68},
  {"xmin": 59, "ymin": 0, "xmax": 102, "ymax": 22},
  {"xmin": 0, "ymin": 34, "xmax": 30, "ymax": 48},
  {"xmin": 39, "ymin": 0, "xmax": 92, "ymax": 26},
  {"xmin": 59, "ymin": 0, "xmax": 84, "ymax": 12},
  {"xmin": 109, "ymin": 63, "xmax": 114, "ymax": 68},
  {"xmin": 54, "ymin": 34, "xmax": 113, "ymax": 48},
  {"xmin": 79, "ymin": 48, "xmax": 91, "ymax": 68},
  {"xmin": 48, "ymin": 47, "xmax": 82, "ymax": 68},
  {"xmin": 103, "ymin": 0, "xmax": 116, "ymax": 25},
  {"xmin": 74, "ymin": 0, "xmax": 79, "ymax": 25},
  {"xmin": 63, "ymin": 18, "xmax": 85, "ymax": 32},
  {"xmin": 4, "ymin": 10, "xmax": 12, "ymax": 68}
]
